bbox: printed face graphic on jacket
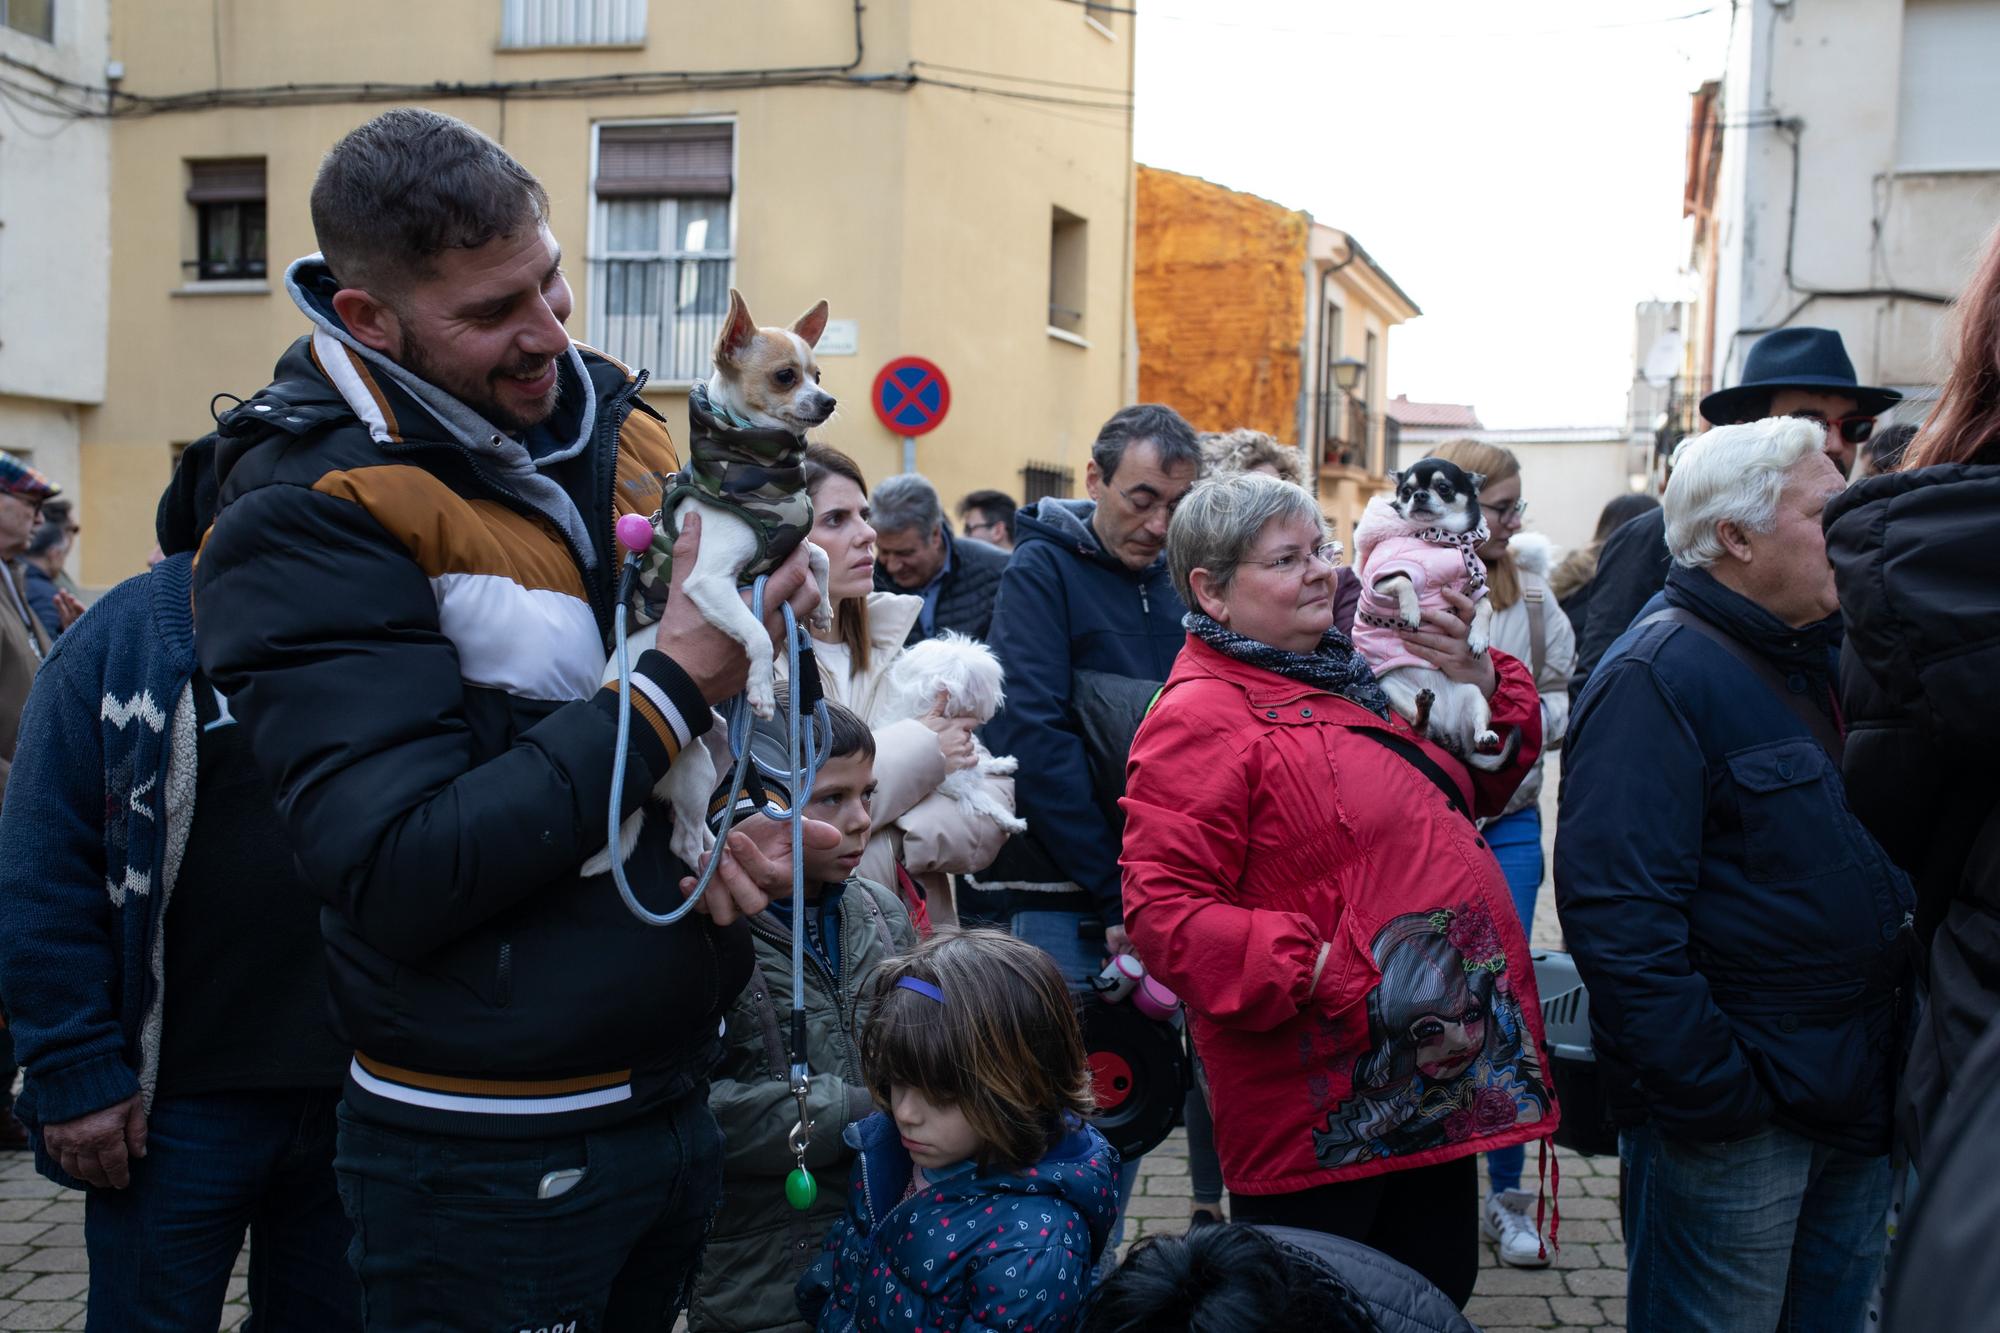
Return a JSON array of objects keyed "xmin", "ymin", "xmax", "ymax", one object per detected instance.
[
  {"xmin": 1312, "ymin": 906, "xmax": 1550, "ymax": 1170},
  {"xmin": 1410, "ymin": 994, "xmax": 1487, "ymax": 1082}
]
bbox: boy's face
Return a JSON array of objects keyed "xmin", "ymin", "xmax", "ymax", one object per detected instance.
[{"xmin": 801, "ymin": 751, "xmax": 876, "ymax": 887}]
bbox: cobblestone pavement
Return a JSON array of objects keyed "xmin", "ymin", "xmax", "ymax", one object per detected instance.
[
  {"xmin": 0, "ymin": 1147, "xmax": 251, "ymax": 1331},
  {"xmin": 2, "ymin": 769, "xmax": 1619, "ymax": 1330},
  {"xmin": 0, "ymin": 1129, "xmax": 1626, "ymax": 1332}
]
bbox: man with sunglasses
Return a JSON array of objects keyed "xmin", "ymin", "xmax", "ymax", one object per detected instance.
[{"xmin": 1571, "ymin": 328, "xmax": 1900, "ymax": 698}]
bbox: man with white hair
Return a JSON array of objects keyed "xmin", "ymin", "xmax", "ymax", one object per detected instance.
[{"xmin": 1554, "ymin": 416, "xmax": 1913, "ymax": 1333}]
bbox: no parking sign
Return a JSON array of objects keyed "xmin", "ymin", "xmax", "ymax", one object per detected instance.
[{"xmin": 873, "ymin": 356, "xmax": 950, "ymax": 471}]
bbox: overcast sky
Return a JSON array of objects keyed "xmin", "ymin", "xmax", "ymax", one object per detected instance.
[{"xmin": 1131, "ymin": 1, "xmax": 1734, "ymax": 428}]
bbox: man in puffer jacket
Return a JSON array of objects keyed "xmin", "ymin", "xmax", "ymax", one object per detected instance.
[{"xmin": 191, "ymin": 109, "xmax": 823, "ymax": 1330}]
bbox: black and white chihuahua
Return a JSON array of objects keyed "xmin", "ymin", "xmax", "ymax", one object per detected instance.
[{"xmin": 1351, "ymin": 457, "xmax": 1507, "ymax": 769}]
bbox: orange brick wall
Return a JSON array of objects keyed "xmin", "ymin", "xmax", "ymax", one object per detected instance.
[{"xmin": 1133, "ymin": 166, "xmax": 1308, "ymax": 443}]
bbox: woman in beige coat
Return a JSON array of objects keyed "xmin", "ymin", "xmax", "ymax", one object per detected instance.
[{"xmin": 785, "ymin": 446, "xmax": 1016, "ymax": 925}]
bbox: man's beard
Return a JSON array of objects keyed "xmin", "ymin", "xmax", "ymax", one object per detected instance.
[{"xmin": 396, "ymin": 330, "xmax": 563, "ymax": 437}]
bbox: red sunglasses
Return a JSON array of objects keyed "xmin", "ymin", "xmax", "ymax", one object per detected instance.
[{"xmin": 1787, "ymin": 410, "xmax": 1876, "ymax": 446}]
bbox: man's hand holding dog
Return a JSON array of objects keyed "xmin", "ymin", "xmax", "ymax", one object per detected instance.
[
  {"xmin": 654, "ymin": 511, "xmax": 824, "ymax": 706},
  {"xmin": 678, "ymin": 819, "xmax": 842, "ymax": 925}
]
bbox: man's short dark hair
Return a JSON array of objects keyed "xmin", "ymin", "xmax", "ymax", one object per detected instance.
[
  {"xmin": 958, "ymin": 488, "xmax": 1017, "ymax": 537},
  {"xmin": 311, "ymin": 108, "xmax": 550, "ymax": 296},
  {"xmin": 26, "ymin": 520, "xmax": 65, "ymax": 559},
  {"xmin": 1091, "ymin": 404, "xmax": 1203, "ymax": 482},
  {"xmin": 821, "ymin": 699, "xmax": 876, "ymax": 764}
]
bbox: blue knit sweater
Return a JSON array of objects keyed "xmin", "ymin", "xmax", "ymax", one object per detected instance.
[{"xmin": 0, "ymin": 555, "xmax": 202, "ymax": 1186}]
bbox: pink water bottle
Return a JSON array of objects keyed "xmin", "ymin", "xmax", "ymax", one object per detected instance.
[
  {"xmin": 1092, "ymin": 954, "xmax": 1145, "ymax": 1003},
  {"xmin": 1133, "ymin": 974, "xmax": 1180, "ymax": 1022}
]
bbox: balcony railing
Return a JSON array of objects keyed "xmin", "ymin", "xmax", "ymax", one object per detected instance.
[
  {"xmin": 587, "ymin": 256, "xmax": 732, "ymax": 384},
  {"xmin": 1320, "ymin": 392, "xmax": 1375, "ymax": 470}
]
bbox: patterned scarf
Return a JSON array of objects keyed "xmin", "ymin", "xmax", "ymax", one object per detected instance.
[{"xmin": 1185, "ymin": 612, "xmax": 1393, "ymax": 720}]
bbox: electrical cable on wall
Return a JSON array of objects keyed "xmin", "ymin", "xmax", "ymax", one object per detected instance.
[{"xmin": 1715, "ymin": 113, "xmax": 1953, "ymax": 386}]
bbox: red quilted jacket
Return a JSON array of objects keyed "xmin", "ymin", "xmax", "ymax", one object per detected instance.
[{"xmin": 1120, "ymin": 635, "xmax": 1560, "ymax": 1194}]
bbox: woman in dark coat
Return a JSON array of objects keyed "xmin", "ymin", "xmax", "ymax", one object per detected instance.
[{"xmin": 1824, "ymin": 221, "xmax": 2000, "ymax": 1172}]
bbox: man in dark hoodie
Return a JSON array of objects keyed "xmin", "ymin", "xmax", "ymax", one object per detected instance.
[
  {"xmin": 979, "ymin": 402, "xmax": 1201, "ymax": 1253},
  {"xmin": 190, "ymin": 109, "xmax": 823, "ymax": 1331}
]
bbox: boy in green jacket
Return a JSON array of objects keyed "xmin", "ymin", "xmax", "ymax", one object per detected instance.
[{"xmin": 690, "ymin": 694, "xmax": 918, "ymax": 1333}]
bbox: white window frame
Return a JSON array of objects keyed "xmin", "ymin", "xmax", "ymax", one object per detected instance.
[
  {"xmin": 1895, "ymin": 0, "xmax": 2000, "ymax": 172},
  {"xmin": 585, "ymin": 118, "xmax": 738, "ymax": 387},
  {"xmin": 501, "ymin": 0, "xmax": 647, "ymax": 49}
]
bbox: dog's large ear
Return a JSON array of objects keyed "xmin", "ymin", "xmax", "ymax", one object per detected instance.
[
  {"xmin": 1466, "ymin": 471, "xmax": 1487, "ymax": 494},
  {"xmin": 792, "ymin": 300, "xmax": 830, "ymax": 349},
  {"xmin": 714, "ymin": 288, "xmax": 757, "ymax": 369}
]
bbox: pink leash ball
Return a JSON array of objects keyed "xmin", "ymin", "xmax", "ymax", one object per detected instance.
[{"xmin": 617, "ymin": 512, "xmax": 655, "ymax": 556}]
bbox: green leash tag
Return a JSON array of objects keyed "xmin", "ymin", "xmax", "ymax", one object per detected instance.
[{"xmin": 785, "ymin": 1166, "xmax": 818, "ymax": 1211}]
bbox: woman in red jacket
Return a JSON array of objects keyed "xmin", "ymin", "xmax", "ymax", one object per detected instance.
[{"xmin": 1120, "ymin": 472, "xmax": 1557, "ymax": 1307}]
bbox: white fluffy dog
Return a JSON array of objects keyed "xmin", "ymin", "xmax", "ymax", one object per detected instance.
[{"xmin": 878, "ymin": 633, "xmax": 1027, "ymax": 835}]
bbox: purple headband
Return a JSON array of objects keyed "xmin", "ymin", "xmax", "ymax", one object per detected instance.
[{"xmin": 896, "ymin": 977, "xmax": 945, "ymax": 1004}]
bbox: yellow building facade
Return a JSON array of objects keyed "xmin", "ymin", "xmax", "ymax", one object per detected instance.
[{"xmin": 79, "ymin": 0, "xmax": 1138, "ymax": 581}]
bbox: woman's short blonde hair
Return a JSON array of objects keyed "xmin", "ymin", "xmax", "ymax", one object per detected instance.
[
  {"xmin": 1166, "ymin": 472, "xmax": 1325, "ymax": 612},
  {"xmin": 1199, "ymin": 429, "xmax": 1306, "ymax": 487}
]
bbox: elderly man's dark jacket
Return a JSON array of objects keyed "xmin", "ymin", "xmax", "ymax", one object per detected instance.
[
  {"xmin": 874, "ymin": 524, "xmax": 1010, "ymax": 645},
  {"xmin": 1555, "ymin": 566, "xmax": 1912, "ymax": 1154}
]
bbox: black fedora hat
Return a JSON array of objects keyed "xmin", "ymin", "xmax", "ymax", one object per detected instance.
[{"xmin": 1701, "ymin": 327, "xmax": 1902, "ymax": 425}]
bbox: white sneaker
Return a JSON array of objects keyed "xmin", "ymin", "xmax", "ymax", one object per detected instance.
[{"xmin": 1481, "ymin": 1188, "xmax": 1551, "ymax": 1268}]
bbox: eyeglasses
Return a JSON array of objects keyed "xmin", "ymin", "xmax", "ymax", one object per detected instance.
[
  {"xmin": 1480, "ymin": 499, "xmax": 1529, "ymax": 523},
  {"xmin": 1244, "ymin": 541, "xmax": 1344, "ymax": 576},
  {"xmin": 962, "ymin": 518, "xmax": 999, "ymax": 538},
  {"xmin": 1115, "ymin": 482, "xmax": 1191, "ymax": 518},
  {"xmin": 1786, "ymin": 410, "xmax": 1876, "ymax": 446},
  {"xmin": 0, "ymin": 493, "xmax": 44, "ymax": 519}
]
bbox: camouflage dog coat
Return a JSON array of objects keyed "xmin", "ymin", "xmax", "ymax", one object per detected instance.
[{"xmin": 627, "ymin": 380, "xmax": 815, "ymax": 624}]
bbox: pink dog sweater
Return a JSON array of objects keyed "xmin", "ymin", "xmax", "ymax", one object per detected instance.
[{"xmin": 1349, "ymin": 496, "xmax": 1490, "ymax": 674}]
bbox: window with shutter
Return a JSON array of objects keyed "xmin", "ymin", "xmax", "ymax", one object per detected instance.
[
  {"xmin": 185, "ymin": 159, "xmax": 268, "ymax": 282},
  {"xmin": 588, "ymin": 123, "xmax": 736, "ymax": 383},
  {"xmin": 1, "ymin": 0, "xmax": 53, "ymax": 40},
  {"xmin": 500, "ymin": 0, "xmax": 647, "ymax": 48},
  {"xmin": 1020, "ymin": 462, "xmax": 1075, "ymax": 503}
]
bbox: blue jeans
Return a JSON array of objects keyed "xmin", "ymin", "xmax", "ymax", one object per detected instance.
[
  {"xmin": 1483, "ymin": 804, "xmax": 1543, "ymax": 1194},
  {"xmin": 1009, "ymin": 909, "xmax": 1144, "ymax": 1254},
  {"xmin": 83, "ymin": 1090, "xmax": 360, "ymax": 1333},
  {"xmin": 1621, "ymin": 1121, "xmax": 1890, "ymax": 1333},
  {"xmin": 333, "ymin": 1091, "xmax": 722, "ymax": 1333}
]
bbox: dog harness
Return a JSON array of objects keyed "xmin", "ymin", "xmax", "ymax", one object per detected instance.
[{"xmin": 628, "ymin": 381, "xmax": 815, "ymax": 622}]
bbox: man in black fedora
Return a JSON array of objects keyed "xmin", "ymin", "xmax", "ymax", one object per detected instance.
[{"xmin": 1571, "ymin": 327, "xmax": 1900, "ymax": 695}]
